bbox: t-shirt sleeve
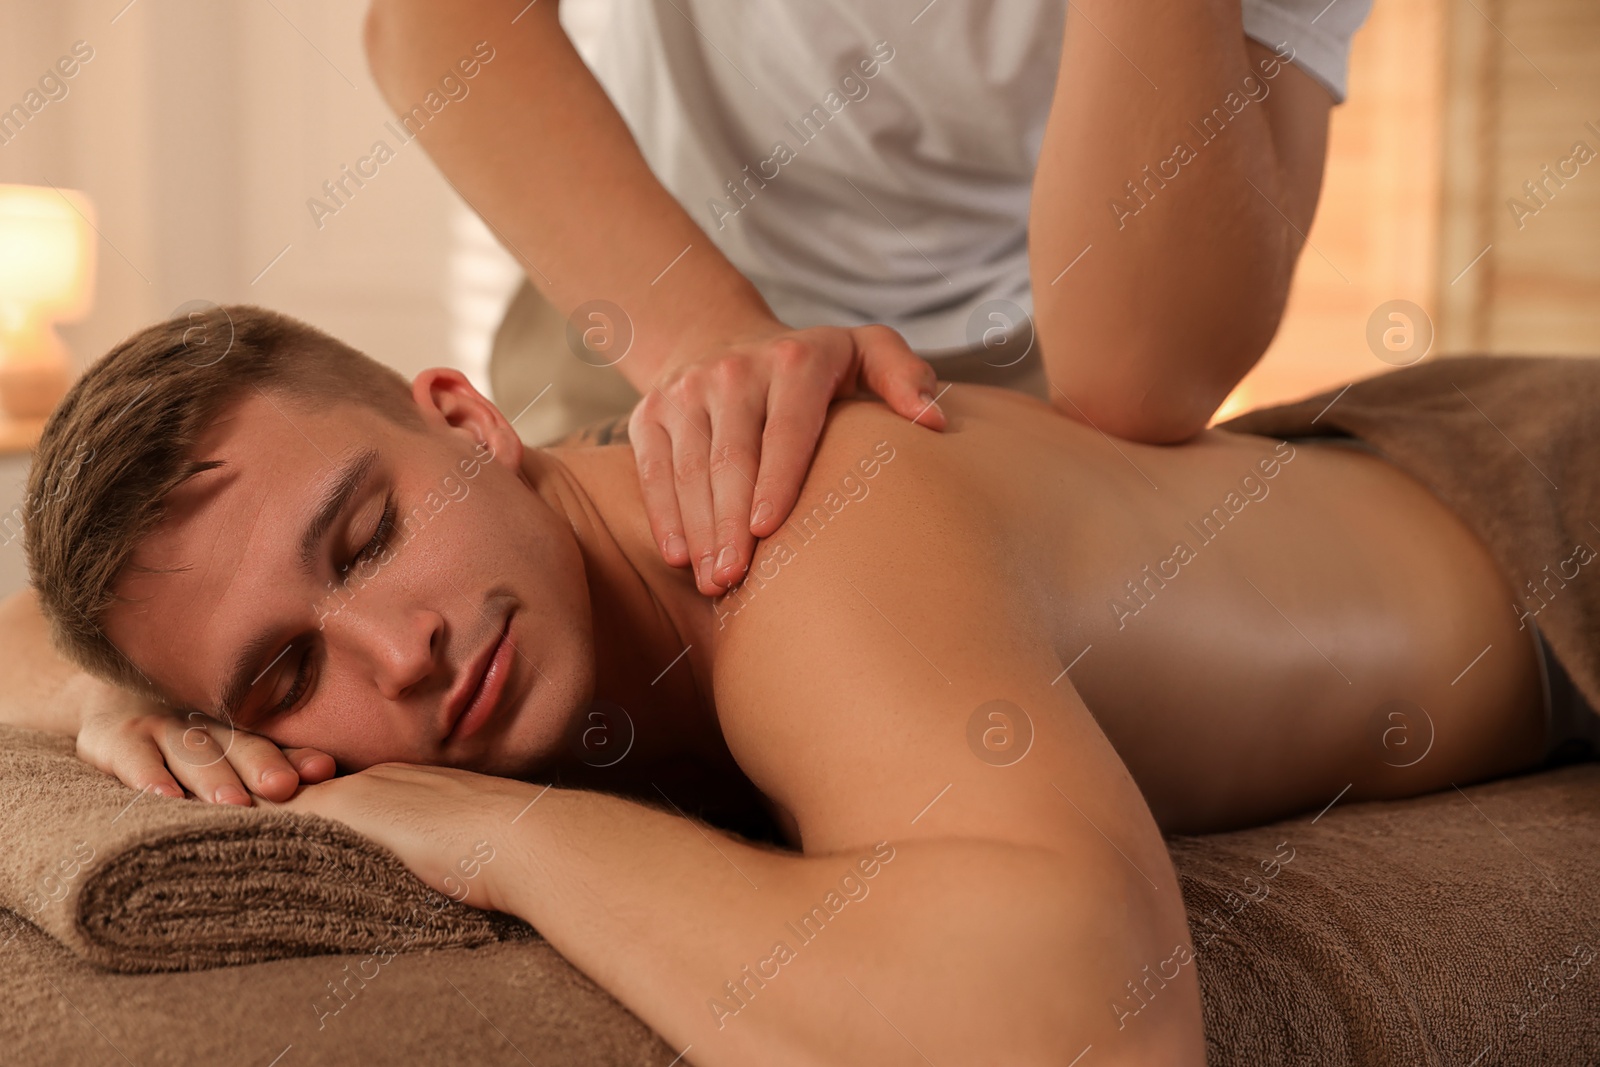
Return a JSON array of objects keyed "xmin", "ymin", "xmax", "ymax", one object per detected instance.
[{"xmin": 1240, "ymin": 0, "xmax": 1374, "ymax": 103}]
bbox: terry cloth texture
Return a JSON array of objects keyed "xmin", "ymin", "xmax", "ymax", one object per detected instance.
[
  {"xmin": 0, "ymin": 726, "xmax": 532, "ymax": 974},
  {"xmin": 0, "ymin": 917, "xmax": 671, "ymax": 1066},
  {"xmin": 1170, "ymin": 765, "xmax": 1600, "ymax": 1065}
]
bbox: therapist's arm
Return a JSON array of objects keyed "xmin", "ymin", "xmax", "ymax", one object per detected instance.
[
  {"xmin": 362, "ymin": 0, "xmax": 944, "ymax": 600},
  {"xmin": 1030, "ymin": 3, "xmax": 1339, "ymax": 442}
]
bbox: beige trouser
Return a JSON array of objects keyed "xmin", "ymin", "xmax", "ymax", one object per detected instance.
[{"xmin": 489, "ymin": 279, "xmax": 1050, "ymax": 445}]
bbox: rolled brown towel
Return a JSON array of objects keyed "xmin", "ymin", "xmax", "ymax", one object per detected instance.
[{"xmin": 0, "ymin": 724, "xmax": 531, "ymax": 974}]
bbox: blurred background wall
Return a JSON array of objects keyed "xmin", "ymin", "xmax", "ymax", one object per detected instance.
[
  {"xmin": 0, "ymin": 0, "xmax": 1597, "ymax": 598},
  {"xmin": 1218, "ymin": 0, "xmax": 1600, "ymax": 417},
  {"xmin": 0, "ymin": 0, "xmax": 538, "ymax": 391}
]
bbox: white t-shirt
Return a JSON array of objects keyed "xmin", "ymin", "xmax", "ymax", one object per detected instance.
[{"xmin": 582, "ymin": 0, "xmax": 1373, "ymax": 354}]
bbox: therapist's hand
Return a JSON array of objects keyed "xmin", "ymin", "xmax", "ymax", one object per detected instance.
[
  {"xmin": 364, "ymin": 1, "xmax": 942, "ymax": 597},
  {"xmin": 629, "ymin": 319, "xmax": 946, "ymax": 596}
]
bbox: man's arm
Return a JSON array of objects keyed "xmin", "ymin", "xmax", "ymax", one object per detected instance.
[
  {"xmin": 295, "ymin": 681, "xmax": 1197, "ymax": 1066},
  {"xmin": 362, "ymin": 1, "xmax": 943, "ymax": 597},
  {"xmin": 504, "ymin": 790, "xmax": 1143, "ymax": 1066},
  {"xmin": 362, "ymin": 0, "xmax": 764, "ymax": 393},
  {"xmin": 1031, "ymin": 2, "xmax": 1340, "ymax": 443},
  {"xmin": 291, "ymin": 759, "xmax": 1171, "ymax": 1066}
]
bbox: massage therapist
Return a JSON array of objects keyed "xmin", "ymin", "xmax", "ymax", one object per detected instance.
[{"xmin": 362, "ymin": 0, "xmax": 1372, "ymax": 595}]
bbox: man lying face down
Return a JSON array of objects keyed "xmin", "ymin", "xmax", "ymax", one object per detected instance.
[{"xmin": 11, "ymin": 305, "xmax": 1560, "ymax": 1065}]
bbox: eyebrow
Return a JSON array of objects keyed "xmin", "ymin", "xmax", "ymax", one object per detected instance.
[
  {"xmin": 297, "ymin": 447, "xmax": 381, "ymax": 572},
  {"xmin": 212, "ymin": 446, "xmax": 380, "ymax": 721}
]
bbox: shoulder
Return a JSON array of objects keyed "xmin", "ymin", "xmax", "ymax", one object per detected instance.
[
  {"xmin": 549, "ymin": 412, "xmax": 632, "ymax": 448},
  {"xmin": 712, "ymin": 387, "xmax": 1053, "ymax": 641},
  {"xmin": 707, "ymin": 400, "xmax": 1077, "ymax": 853},
  {"xmin": 710, "ymin": 399, "xmax": 964, "ymax": 637}
]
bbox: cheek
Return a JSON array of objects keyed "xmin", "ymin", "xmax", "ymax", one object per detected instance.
[
  {"xmin": 444, "ymin": 481, "xmax": 574, "ymax": 592},
  {"xmin": 273, "ymin": 672, "xmax": 411, "ymax": 769}
]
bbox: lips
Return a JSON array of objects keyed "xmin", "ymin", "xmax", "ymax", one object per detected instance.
[{"xmin": 443, "ymin": 612, "xmax": 513, "ymax": 745}]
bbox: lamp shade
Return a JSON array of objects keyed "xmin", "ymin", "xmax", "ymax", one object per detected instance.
[{"xmin": 0, "ymin": 184, "xmax": 96, "ymax": 323}]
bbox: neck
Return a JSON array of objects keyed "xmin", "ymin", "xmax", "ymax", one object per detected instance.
[{"xmin": 520, "ymin": 442, "xmax": 724, "ymax": 776}]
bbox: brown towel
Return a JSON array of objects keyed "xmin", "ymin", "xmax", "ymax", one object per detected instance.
[
  {"xmin": 0, "ymin": 912, "xmax": 670, "ymax": 1067},
  {"xmin": 0, "ymin": 725, "xmax": 530, "ymax": 974},
  {"xmin": 1218, "ymin": 354, "xmax": 1600, "ymax": 711},
  {"xmin": 1173, "ymin": 764, "xmax": 1600, "ymax": 1065},
  {"xmin": 3, "ymin": 757, "xmax": 1594, "ymax": 1065}
]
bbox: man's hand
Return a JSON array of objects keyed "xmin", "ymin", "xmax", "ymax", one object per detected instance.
[
  {"xmin": 69, "ymin": 674, "xmax": 336, "ymax": 805},
  {"xmin": 630, "ymin": 319, "xmax": 947, "ymax": 595},
  {"xmin": 279, "ymin": 762, "xmax": 535, "ymax": 912}
]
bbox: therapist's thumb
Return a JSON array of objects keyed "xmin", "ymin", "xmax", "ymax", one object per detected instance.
[{"xmin": 853, "ymin": 324, "xmax": 947, "ymax": 431}]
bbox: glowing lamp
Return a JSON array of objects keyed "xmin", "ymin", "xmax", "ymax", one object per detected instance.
[{"xmin": 0, "ymin": 184, "xmax": 95, "ymax": 421}]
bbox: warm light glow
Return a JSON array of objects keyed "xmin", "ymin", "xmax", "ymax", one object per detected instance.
[
  {"xmin": 1210, "ymin": 381, "xmax": 1258, "ymax": 426},
  {"xmin": 0, "ymin": 184, "xmax": 96, "ymax": 327}
]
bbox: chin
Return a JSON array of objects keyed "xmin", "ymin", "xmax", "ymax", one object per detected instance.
[{"xmin": 477, "ymin": 670, "xmax": 592, "ymax": 781}]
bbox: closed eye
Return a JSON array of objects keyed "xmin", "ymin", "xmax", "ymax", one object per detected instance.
[
  {"xmin": 267, "ymin": 492, "xmax": 394, "ymax": 718},
  {"xmin": 348, "ymin": 491, "xmax": 396, "ymax": 573},
  {"xmin": 268, "ymin": 643, "xmax": 315, "ymax": 717},
  {"xmin": 250, "ymin": 493, "xmax": 395, "ymax": 723}
]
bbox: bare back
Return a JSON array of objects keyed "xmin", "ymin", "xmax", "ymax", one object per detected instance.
[{"xmin": 712, "ymin": 384, "xmax": 1547, "ymax": 835}]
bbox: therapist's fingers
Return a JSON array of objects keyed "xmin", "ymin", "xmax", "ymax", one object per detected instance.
[
  {"xmin": 706, "ymin": 380, "xmax": 765, "ymax": 588},
  {"xmin": 628, "ymin": 414, "xmax": 690, "ymax": 569},
  {"xmin": 749, "ymin": 344, "xmax": 836, "ymax": 540},
  {"xmin": 636, "ymin": 382, "xmax": 720, "ymax": 601},
  {"xmin": 656, "ymin": 393, "xmax": 721, "ymax": 594},
  {"xmin": 854, "ymin": 324, "xmax": 947, "ymax": 431}
]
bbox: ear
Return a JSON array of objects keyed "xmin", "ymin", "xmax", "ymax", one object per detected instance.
[{"xmin": 410, "ymin": 368, "xmax": 525, "ymax": 475}]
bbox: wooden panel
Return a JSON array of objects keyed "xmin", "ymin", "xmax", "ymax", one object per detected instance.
[
  {"xmin": 1218, "ymin": 0, "xmax": 1600, "ymax": 424},
  {"xmin": 1461, "ymin": 0, "xmax": 1600, "ymax": 354}
]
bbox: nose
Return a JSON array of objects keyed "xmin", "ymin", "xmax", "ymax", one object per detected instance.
[{"xmin": 327, "ymin": 598, "xmax": 446, "ymax": 701}]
